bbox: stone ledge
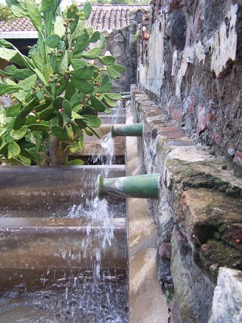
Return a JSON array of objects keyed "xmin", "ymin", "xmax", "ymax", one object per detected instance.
[
  {"xmin": 133, "ymin": 91, "xmax": 242, "ymax": 322},
  {"xmin": 178, "ymin": 188, "xmax": 242, "ymax": 280}
]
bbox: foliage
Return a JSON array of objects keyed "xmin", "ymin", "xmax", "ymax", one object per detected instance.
[
  {"xmin": 0, "ymin": 4, "xmax": 15, "ymax": 21},
  {"xmin": 0, "ymin": 0, "xmax": 125, "ymax": 166}
]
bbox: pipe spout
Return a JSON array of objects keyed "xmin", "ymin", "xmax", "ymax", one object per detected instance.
[
  {"xmin": 120, "ymin": 92, "xmax": 131, "ymax": 99},
  {"xmin": 97, "ymin": 173, "xmax": 160, "ymax": 199},
  {"xmin": 111, "ymin": 123, "xmax": 143, "ymax": 137}
]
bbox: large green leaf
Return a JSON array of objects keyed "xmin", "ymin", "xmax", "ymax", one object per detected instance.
[
  {"xmin": 4, "ymin": 65, "xmax": 17, "ymax": 76},
  {"xmin": 54, "ymin": 16, "xmax": 66, "ymax": 38},
  {"xmin": 99, "ymin": 34, "xmax": 105, "ymax": 49},
  {"xmin": 90, "ymin": 95, "xmax": 106, "ymax": 112},
  {"xmin": 104, "ymin": 95, "xmax": 118, "ymax": 107},
  {"xmin": 99, "ymin": 82, "xmax": 112, "ymax": 93},
  {"xmin": 105, "ymin": 92, "xmax": 121, "ymax": 100},
  {"xmin": 8, "ymin": 141, "xmax": 21, "ymax": 159},
  {"xmin": 70, "ymin": 77, "xmax": 94, "ymax": 94},
  {"xmin": 0, "ymin": 84, "xmax": 21, "ymax": 96},
  {"xmin": 13, "ymin": 90, "xmax": 26, "ymax": 103},
  {"xmin": 99, "ymin": 56, "xmax": 115, "ymax": 66},
  {"xmin": 55, "ymin": 76, "xmax": 70, "ymax": 96},
  {"xmin": 53, "ymin": 96, "xmax": 65, "ymax": 110},
  {"xmin": 59, "ymin": 51, "xmax": 68, "ymax": 75},
  {"xmin": 65, "ymin": 82, "xmax": 76, "ymax": 101},
  {"xmin": 11, "ymin": 68, "xmax": 34, "ymax": 80},
  {"xmin": 18, "ymin": 155, "xmax": 31, "ymax": 166},
  {"xmin": 51, "ymin": 125, "xmax": 69, "ymax": 141},
  {"xmin": 85, "ymin": 125, "xmax": 100, "ymax": 138},
  {"xmin": 43, "ymin": 9, "xmax": 52, "ymax": 37},
  {"xmin": 6, "ymin": 103, "xmax": 21, "ymax": 117},
  {"xmin": 89, "ymin": 31, "xmax": 100, "ymax": 43},
  {"xmin": 34, "ymin": 99, "xmax": 52, "ymax": 112},
  {"xmin": 0, "ymin": 48, "xmax": 19, "ymax": 62},
  {"xmin": 72, "ymin": 33, "xmax": 90, "ymax": 56},
  {"xmin": 70, "ymin": 66, "xmax": 98, "ymax": 80},
  {"xmin": 18, "ymin": 74, "xmax": 37, "ymax": 91},
  {"xmin": 37, "ymin": 32, "xmax": 47, "ymax": 67},
  {"xmin": 6, "ymin": 0, "xmax": 27, "ymax": 17},
  {"xmin": 10, "ymin": 126, "xmax": 28, "ymax": 141},
  {"xmin": 24, "ymin": 0, "xmax": 42, "ymax": 32},
  {"xmin": 51, "ymin": 0, "xmax": 61, "ymax": 15},
  {"xmin": 0, "ymin": 38, "xmax": 13, "ymax": 49},
  {"xmin": 70, "ymin": 59, "xmax": 87, "ymax": 70},
  {"xmin": 107, "ymin": 66, "xmax": 120, "ymax": 79},
  {"xmin": 44, "ymin": 34, "xmax": 61, "ymax": 48},
  {"xmin": 71, "ymin": 111, "xmax": 84, "ymax": 120},
  {"xmin": 67, "ymin": 4, "xmax": 79, "ymax": 34},
  {"xmin": 81, "ymin": 48, "xmax": 101, "ymax": 59},
  {"xmin": 13, "ymin": 114, "xmax": 25, "ymax": 130},
  {"xmin": 84, "ymin": 1, "xmax": 92, "ymax": 20},
  {"xmin": 0, "ymin": 141, "xmax": 8, "ymax": 154},
  {"xmin": 62, "ymin": 100, "xmax": 72, "ymax": 118},
  {"xmin": 20, "ymin": 98, "xmax": 38, "ymax": 117},
  {"xmin": 38, "ymin": 106, "xmax": 55, "ymax": 121},
  {"xmin": 40, "ymin": 0, "xmax": 52, "ymax": 12},
  {"xmin": 112, "ymin": 63, "xmax": 126, "ymax": 73},
  {"xmin": 83, "ymin": 115, "xmax": 101, "ymax": 128},
  {"xmin": 28, "ymin": 124, "xmax": 50, "ymax": 131}
]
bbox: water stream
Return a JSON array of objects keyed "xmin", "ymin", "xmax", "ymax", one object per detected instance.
[
  {"xmin": 91, "ymin": 132, "xmax": 115, "ymax": 171},
  {"xmin": 0, "ymin": 107, "xmax": 128, "ymax": 321}
]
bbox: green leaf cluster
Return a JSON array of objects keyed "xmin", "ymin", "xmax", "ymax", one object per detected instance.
[{"xmin": 0, "ymin": 0, "xmax": 125, "ymax": 166}]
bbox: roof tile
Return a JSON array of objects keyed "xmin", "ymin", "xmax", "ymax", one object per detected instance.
[{"xmin": 0, "ymin": 5, "xmax": 149, "ymax": 33}]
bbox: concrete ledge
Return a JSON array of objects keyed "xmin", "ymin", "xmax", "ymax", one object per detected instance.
[
  {"xmin": 0, "ymin": 217, "xmax": 126, "ymax": 289},
  {"xmin": 126, "ymin": 103, "xmax": 169, "ymax": 322}
]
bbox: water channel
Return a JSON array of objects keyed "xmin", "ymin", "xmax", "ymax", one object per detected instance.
[{"xmin": 0, "ymin": 107, "xmax": 128, "ymax": 322}]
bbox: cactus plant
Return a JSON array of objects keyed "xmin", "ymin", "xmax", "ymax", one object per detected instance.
[{"xmin": 0, "ymin": 0, "xmax": 125, "ymax": 166}]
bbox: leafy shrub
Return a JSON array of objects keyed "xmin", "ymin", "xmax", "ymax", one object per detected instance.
[{"xmin": 0, "ymin": 0, "xmax": 125, "ymax": 165}]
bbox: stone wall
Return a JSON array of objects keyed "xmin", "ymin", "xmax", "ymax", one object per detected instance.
[
  {"xmin": 102, "ymin": 8, "xmax": 149, "ymax": 93},
  {"xmin": 131, "ymin": 91, "xmax": 242, "ymax": 322},
  {"xmin": 137, "ymin": 0, "xmax": 242, "ymax": 173}
]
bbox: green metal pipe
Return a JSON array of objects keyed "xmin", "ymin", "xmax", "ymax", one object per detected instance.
[
  {"xmin": 121, "ymin": 95, "xmax": 131, "ymax": 99},
  {"xmin": 97, "ymin": 173, "xmax": 160, "ymax": 199},
  {"xmin": 111, "ymin": 123, "xmax": 143, "ymax": 137}
]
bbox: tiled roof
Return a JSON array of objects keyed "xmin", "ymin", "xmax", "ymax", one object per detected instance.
[{"xmin": 0, "ymin": 5, "xmax": 149, "ymax": 34}]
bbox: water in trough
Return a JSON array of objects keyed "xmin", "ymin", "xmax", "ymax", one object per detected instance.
[{"xmin": 0, "ymin": 110, "xmax": 128, "ymax": 322}]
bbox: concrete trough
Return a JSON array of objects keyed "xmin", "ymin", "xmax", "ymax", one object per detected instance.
[
  {"xmin": 0, "ymin": 217, "xmax": 126, "ymax": 290},
  {"xmin": 0, "ymin": 165, "xmax": 126, "ymax": 217}
]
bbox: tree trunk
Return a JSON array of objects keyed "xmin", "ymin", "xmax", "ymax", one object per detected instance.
[{"xmin": 49, "ymin": 135, "xmax": 69, "ymax": 166}]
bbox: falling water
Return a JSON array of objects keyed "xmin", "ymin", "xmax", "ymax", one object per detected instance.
[
  {"xmin": 91, "ymin": 131, "xmax": 115, "ymax": 174},
  {"xmin": 0, "ymin": 102, "xmax": 128, "ymax": 322},
  {"xmin": 64, "ymin": 103, "xmax": 128, "ymax": 321},
  {"xmin": 113, "ymin": 100, "xmax": 124, "ymax": 123}
]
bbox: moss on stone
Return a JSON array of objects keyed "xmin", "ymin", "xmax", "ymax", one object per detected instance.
[{"xmin": 199, "ymin": 239, "xmax": 242, "ymax": 282}]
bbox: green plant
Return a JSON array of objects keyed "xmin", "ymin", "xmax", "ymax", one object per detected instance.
[
  {"xmin": 0, "ymin": 4, "xmax": 14, "ymax": 21},
  {"xmin": 0, "ymin": 0, "xmax": 125, "ymax": 166}
]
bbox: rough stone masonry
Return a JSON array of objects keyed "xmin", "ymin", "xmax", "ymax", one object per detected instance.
[
  {"xmin": 137, "ymin": 0, "xmax": 242, "ymax": 174},
  {"xmin": 128, "ymin": 1, "xmax": 242, "ymax": 322}
]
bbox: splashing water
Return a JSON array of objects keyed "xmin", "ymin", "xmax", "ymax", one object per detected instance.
[
  {"xmin": 92, "ymin": 132, "xmax": 115, "ymax": 174},
  {"xmin": 69, "ymin": 197, "xmax": 115, "ymax": 257},
  {"xmin": 113, "ymin": 100, "xmax": 124, "ymax": 123}
]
